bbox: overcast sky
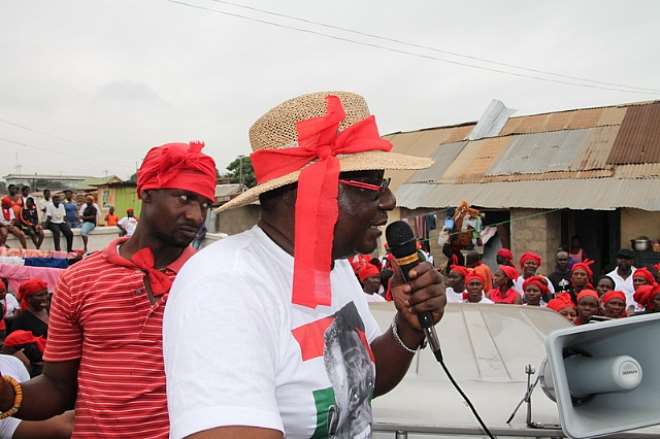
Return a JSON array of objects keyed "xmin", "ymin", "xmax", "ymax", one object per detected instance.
[{"xmin": 1, "ymin": 0, "xmax": 659, "ymax": 179}]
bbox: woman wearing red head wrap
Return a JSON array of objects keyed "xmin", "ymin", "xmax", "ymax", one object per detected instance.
[
  {"xmin": 464, "ymin": 271, "xmax": 493, "ymax": 304},
  {"xmin": 570, "ymin": 259, "xmax": 595, "ymax": 303},
  {"xmin": 496, "ymin": 248, "xmax": 514, "ymax": 267},
  {"xmin": 489, "ymin": 265, "xmax": 522, "ymax": 304},
  {"xmin": 633, "ymin": 284, "xmax": 660, "ymax": 314},
  {"xmin": 575, "ymin": 289, "xmax": 600, "ymax": 325},
  {"xmin": 522, "ymin": 275, "xmax": 548, "ymax": 306},
  {"xmin": 601, "ymin": 290, "xmax": 627, "ymax": 319},
  {"xmin": 10, "ymin": 279, "xmax": 49, "ymax": 338},
  {"xmin": 446, "ymin": 265, "xmax": 468, "ymax": 303},
  {"xmin": 633, "ymin": 267, "xmax": 656, "ymax": 291},
  {"xmin": 547, "ymin": 293, "xmax": 577, "ymax": 324},
  {"xmin": 514, "ymin": 251, "xmax": 555, "ymax": 300}
]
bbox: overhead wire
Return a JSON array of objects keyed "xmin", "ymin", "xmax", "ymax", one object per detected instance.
[
  {"xmin": 206, "ymin": 0, "xmax": 660, "ymax": 94},
  {"xmin": 168, "ymin": 0, "xmax": 659, "ymax": 96}
]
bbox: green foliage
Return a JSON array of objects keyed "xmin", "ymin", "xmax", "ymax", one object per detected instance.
[{"xmin": 226, "ymin": 156, "xmax": 256, "ymax": 188}]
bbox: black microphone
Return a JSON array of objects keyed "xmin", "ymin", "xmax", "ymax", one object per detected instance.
[{"xmin": 385, "ymin": 220, "xmax": 441, "ymax": 355}]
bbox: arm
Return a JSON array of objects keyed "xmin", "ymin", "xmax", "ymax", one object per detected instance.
[
  {"xmin": 0, "ymin": 360, "xmax": 78, "ymax": 420},
  {"xmin": 188, "ymin": 427, "xmax": 282, "ymax": 439},
  {"xmin": 13, "ymin": 410, "xmax": 75, "ymax": 439},
  {"xmin": 372, "ymin": 263, "xmax": 446, "ymax": 397}
]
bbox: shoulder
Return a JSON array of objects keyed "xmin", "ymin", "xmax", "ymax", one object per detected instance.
[{"xmin": 59, "ymin": 252, "xmax": 110, "ymax": 283}]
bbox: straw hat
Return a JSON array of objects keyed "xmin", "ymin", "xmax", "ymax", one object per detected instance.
[{"xmin": 218, "ymin": 91, "xmax": 432, "ymax": 211}]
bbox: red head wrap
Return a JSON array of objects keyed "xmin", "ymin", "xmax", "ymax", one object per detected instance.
[
  {"xmin": 499, "ymin": 265, "xmax": 519, "ymax": 281},
  {"xmin": 523, "ymin": 275, "xmax": 549, "ymax": 295},
  {"xmin": 633, "ymin": 268, "xmax": 656, "ymax": 286},
  {"xmin": 250, "ymin": 95, "xmax": 392, "ymax": 308},
  {"xmin": 519, "ymin": 252, "xmax": 542, "ymax": 269},
  {"xmin": 3, "ymin": 330, "xmax": 46, "ymax": 353},
  {"xmin": 577, "ymin": 289, "xmax": 599, "ymax": 302},
  {"xmin": 17, "ymin": 279, "xmax": 48, "ymax": 310},
  {"xmin": 137, "ymin": 141, "xmax": 217, "ymax": 202},
  {"xmin": 571, "ymin": 259, "xmax": 595, "ymax": 281},
  {"xmin": 357, "ymin": 263, "xmax": 380, "ymax": 282},
  {"xmin": 0, "ymin": 281, "xmax": 5, "ymax": 293},
  {"xmin": 497, "ymin": 248, "xmax": 513, "ymax": 263},
  {"xmin": 633, "ymin": 285, "xmax": 660, "ymax": 311},
  {"xmin": 349, "ymin": 254, "xmax": 371, "ymax": 273},
  {"xmin": 547, "ymin": 293, "xmax": 575, "ymax": 313},
  {"xmin": 465, "ymin": 270, "xmax": 485, "ymax": 286},
  {"xmin": 602, "ymin": 290, "xmax": 626, "ymax": 305},
  {"xmin": 449, "ymin": 265, "xmax": 469, "ymax": 278}
]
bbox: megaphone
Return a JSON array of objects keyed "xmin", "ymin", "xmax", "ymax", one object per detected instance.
[{"xmin": 540, "ymin": 313, "xmax": 660, "ymax": 438}]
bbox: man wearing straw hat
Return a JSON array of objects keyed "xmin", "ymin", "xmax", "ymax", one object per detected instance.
[{"xmin": 164, "ymin": 92, "xmax": 446, "ymax": 439}]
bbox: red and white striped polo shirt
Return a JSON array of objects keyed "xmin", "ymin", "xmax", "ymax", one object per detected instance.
[{"xmin": 44, "ymin": 238, "xmax": 195, "ymax": 438}]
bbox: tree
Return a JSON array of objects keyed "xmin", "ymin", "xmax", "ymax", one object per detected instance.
[{"xmin": 226, "ymin": 156, "xmax": 256, "ymax": 188}]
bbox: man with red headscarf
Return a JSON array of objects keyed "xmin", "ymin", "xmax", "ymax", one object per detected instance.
[
  {"xmin": 0, "ymin": 142, "xmax": 217, "ymax": 438},
  {"xmin": 513, "ymin": 251, "xmax": 555, "ymax": 300}
]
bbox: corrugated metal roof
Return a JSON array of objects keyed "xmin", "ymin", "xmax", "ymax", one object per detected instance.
[
  {"xmin": 407, "ymin": 141, "xmax": 467, "ymax": 183},
  {"xmin": 487, "ymin": 129, "xmax": 590, "ymax": 176},
  {"xmin": 614, "ymin": 163, "xmax": 660, "ymax": 178},
  {"xmin": 500, "ymin": 107, "xmax": 608, "ymax": 135},
  {"xmin": 570, "ymin": 125, "xmax": 619, "ymax": 170},
  {"xmin": 395, "ymin": 177, "xmax": 660, "ymax": 211},
  {"xmin": 441, "ymin": 136, "xmax": 511, "ymax": 182},
  {"xmin": 608, "ymin": 102, "xmax": 660, "ymax": 164},
  {"xmin": 385, "ymin": 124, "xmax": 474, "ymax": 190}
]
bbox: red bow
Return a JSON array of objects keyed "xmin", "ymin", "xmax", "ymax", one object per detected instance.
[
  {"xmin": 251, "ymin": 95, "xmax": 392, "ymax": 308},
  {"xmin": 130, "ymin": 248, "xmax": 173, "ymax": 296}
]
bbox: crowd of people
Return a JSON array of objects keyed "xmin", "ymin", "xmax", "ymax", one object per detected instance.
[
  {"xmin": 0, "ymin": 184, "xmax": 139, "ymax": 253},
  {"xmin": 349, "ymin": 243, "xmax": 660, "ymax": 326}
]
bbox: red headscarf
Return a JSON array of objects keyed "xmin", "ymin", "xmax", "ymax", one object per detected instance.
[
  {"xmin": 137, "ymin": 141, "xmax": 217, "ymax": 202},
  {"xmin": 449, "ymin": 265, "xmax": 469, "ymax": 278},
  {"xmin": 465, "ymin": 270, "xmax": 485, "ymax": 286},
  {"xmin": 602, "ymin": 290, "xmax": 626, "ymax": 305},
  {"xmin": 633, "ymin": 268, "xmax": 656, "ymax": 286},
  {"xmin": 497, "ymin": 248, "xmax": 513, "ymax": 263},
  {"xmin": 571, "ymin": 259, "xmax": 595, "ymax": 281},
  {"xmin": 357, "ymin": 263, "xmax": 380, "ymax": 282},
  {"xmin": 499, "ymin": 265, "xmax": 519, "ymax": 281},
  {"xmin": 349, "ymin": 254, "xmax": 372, "ymax": 273},
  {"xmin": 17, "ymin": 279, "xmax": 48, "ymax": 310},
  {"xmin": 519, "ymin": 252, "xmax": 541, "ymax": 269},
  {"xmin": 633, "ymin": 285, "xmax": 660, "ymax": 311},
  {"xmin": 547, "ymin": 293, "xmax": 575, "ymax": 313},
  {"xmin": 250, "ymin": 95, "xmax": 392, "ymax": 308},
  {"xmin": 523, "ymin": 275, "xmax": 549, "ymax": 295},
  {"xmin": 3, "ymin": 330, "xmax": 46, "ymax": 353},
  {"xmin": 577, "ymin": 289, "xmax": 599, "ymax": 302}
]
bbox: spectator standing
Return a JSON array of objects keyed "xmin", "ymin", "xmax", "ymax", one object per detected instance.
[
  {"xmin": 104, "ymin": 205, "xmax": 119, "ymax": 226},
  {"xmin": 496, "ymin": 248, "xmax": 514, "ymax": 267},
  {"xmin": 547, "ymin": 293, "xmax": 577, "ymax": 324},
  {"xmin": 18, "ymin": 198, "xmax": 44, "ymax": 249},
  {"xmin": 464, "ymin": 272, "xmax": 493, "ymax": 303},
  {"xmin": 0, "ymin": 196, "xmax": 28, "ymax": 249},
  {"xmin": 514, "ymin": 252, "xmax": 555, "ymax": 300},
  {"xmin": 601, "ymin": 291, "xmax": 627, "ymax": 319},
  {"xmin": 633, "ymin": 285, "xmax": 660, "ymax": 314},
  {"xmin": 607, "ymin": 249, "xmax": 638, "ymax": 312},
  {"xmin": 79, "ymin": 196, "xmax": 98, "ymax": 253},
  {"xmin": 117, "ymin": 208, "xmax": 138, "ymax": 237},
  {"xmin": 575, "ymin": 290, "xmax": 600, "ymax": 325},
  {"xmin": 568, "ymin": 235, "xmax": 587, "ymax": 264},
  {"xmin": 446, "ymin": 265, "xmax": 468, "ymax": 303},
  {"xmin": 37, "ymin": 189, "xmax": 51, "ymax": 218},
  {"xmin": 45, "ymin": 195, "xmax": 73, "ymax": 252},
  {"xmin": 490, "ymin": 265, "xmax": 522, "ymax": 304},
  {"xmin": 466, "ymin": 250, "xmax": 493, "ymax": 292},
  {"xmin": 596, "ymin": 275, "xmax": 616, "ymax": 297},
  {"xmin": 569, "ymin": 259, "xmax": 595, "ymax": 304},
  {"xmin": 19, "ymin": 186, "xmax": 30, "ymax": 208},
  {"xmin": 522, "ymin": 275, "xmax": 548, "ymax": 306},
  {"xmin": 548, "ymin": 249, "xmax": 571, "ymax": 292},
  {"xmin": 632, "ymin": 267, "xmax": 656, "ymax": 291},
  {"xmin": 62, "ymin": 190, "xmax": 79, "ymax": 229},
  {"xmin": 10, "ymin": 279, "xmax": 49, "ymax": 339},
  {"xmin": 0, "ymin": 141, "xmax": 217, "ymax": 438}
]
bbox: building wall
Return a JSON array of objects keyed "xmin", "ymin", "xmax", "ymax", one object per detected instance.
[
  {"xmin": 216, "ymin": 204, "xmax": 261, "ymax": 235},
  {"xmin": 510, "ymin": 208, "xmax": 562, "ymax": 275},
  {"xmin": 98, "ymin": 186, "xmax": 142, "ymax": 221},
  {"xmin": 620, "ymin": 208, "xmax": 660, "ymax": 247}
]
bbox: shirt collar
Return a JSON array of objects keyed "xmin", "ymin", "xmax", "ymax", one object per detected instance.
[{"xmin": 102, "ymin": 237, "xmax": 196, "ymax": 274}]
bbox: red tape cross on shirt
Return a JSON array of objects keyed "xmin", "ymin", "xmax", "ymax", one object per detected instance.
[{"xmin": 291, "ymin": 316, "xmax": 374, "ymax": 362}]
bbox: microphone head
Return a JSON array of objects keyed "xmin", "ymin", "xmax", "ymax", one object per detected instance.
[{"xmin": 385, "ymin": 221, "xmax": 417, "ymax": 258}]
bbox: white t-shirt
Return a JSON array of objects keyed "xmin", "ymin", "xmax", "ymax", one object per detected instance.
[
  {"xmin": 164, "ymin": 226, "xmax": 381, "ymax": 439},
  {"xmin": 117, "ymin": 216, "xmax": 138, "ymax": 236},
  {"xmin": 607, "ymin": 267, "xmax": 639, "ymax": 310},
  {"xmin": 3, "ymin": 294, "xmax": 19, "ymax": 319},
  {"xmin": 0, "ymin": 209, "xmax": 14, "ymax": 226},
  {"xmin": 365, "ymin": 293, "xmax": 385, "ymax": 303},
  {"xmin": 0, "ymin": 354, "xmax": 30, "ymax": 438},
  {"xmin": 445, "ymin": 286, "xmax": 464, "ymax": 303},
  {"xmin": 513, "ymin": 274, "xmax": 555, "ymax": 297},
  {"xmin": 45, "ymin": 202, "xmax": 66, "ymax": 224},
  {"xmin": 463, "ymin": 294, "xmax": 493, "ymax": 304}
]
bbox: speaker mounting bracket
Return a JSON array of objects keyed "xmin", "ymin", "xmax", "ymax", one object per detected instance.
[{"xmin": 506, "ymin": 363, "xmax": 562, "ymax": 431}]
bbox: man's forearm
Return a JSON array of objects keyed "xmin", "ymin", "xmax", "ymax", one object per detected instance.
[
  {"xmin": 371, "ymin": 317, "xmax": 425, "ymax": 397},
  {"xmin": 0, "ymin": 361, "xmax": 78, "ymax": 420}
]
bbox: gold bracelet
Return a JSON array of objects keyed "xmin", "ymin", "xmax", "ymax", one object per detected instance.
[{"xmin": 0, "ymin": 376, "xmax": 23, "ymax": 420}]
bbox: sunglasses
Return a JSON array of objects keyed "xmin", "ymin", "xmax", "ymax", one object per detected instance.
[{"xmin": 339, "ymin": 177, "xmax": 391, "ymax": 199}]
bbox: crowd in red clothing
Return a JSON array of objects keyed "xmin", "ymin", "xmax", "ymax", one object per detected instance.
[{"xmin": 349, "ymin": 243, "xmax": 660, "ymax": 326}]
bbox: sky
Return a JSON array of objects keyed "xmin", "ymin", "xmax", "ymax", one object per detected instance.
[{"xmin": 1, "ymin": 0, "xmax": 659, "ymax": 179}]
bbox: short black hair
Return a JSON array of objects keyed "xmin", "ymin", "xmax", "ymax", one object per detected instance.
[{"xmin": 616, "ymin": 248, "xmax": 635, "ymax": 259}]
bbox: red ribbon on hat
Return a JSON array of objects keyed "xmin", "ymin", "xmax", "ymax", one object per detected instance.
[{"xmin": 250, "ymin": 95, "xmax": 392, "ymax": 308}]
